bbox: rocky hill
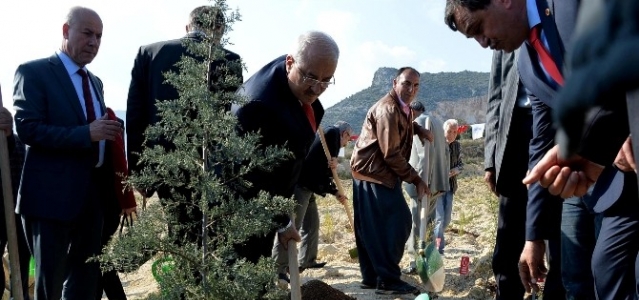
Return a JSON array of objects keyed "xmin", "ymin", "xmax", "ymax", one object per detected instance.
[{"xmin": 322, "ymin": 68, "xmax": 490, "ymax": 134}]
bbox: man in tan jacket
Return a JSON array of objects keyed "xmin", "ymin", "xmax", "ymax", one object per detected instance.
[{"xmin": 350, "ymin": 67, "xmax": 433, "ymax": 295}]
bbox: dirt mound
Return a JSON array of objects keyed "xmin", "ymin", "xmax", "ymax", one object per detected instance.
[{"xmin": 300, "ymin": 279, "xmax": 356, "ymax": 300}]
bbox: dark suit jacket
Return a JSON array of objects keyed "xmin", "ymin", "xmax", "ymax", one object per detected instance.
[
  {"xmin": 235, "ymin": 55, "xmax": 324, "ymax": 227},
  {"xmin": 517, "ymin": 0, "xmax": 579, "ymax": 240},
  {"xmin": 126, "ymin": 33, "xmax": 242, "ymax": 175},
  {"xmin": 297, "ymin": 125, "xmax": 340, "ymax": 197},
  {"xmin": 554, "ymin": 0, "xmax": 639, "ymax": 173},
  {"xmin": 485, "ymin": 50, "xmax": 528, "ymax": 192},
  {"xmin": 13, "ymin": 53, "xmax": 112, "ymax": 221}
]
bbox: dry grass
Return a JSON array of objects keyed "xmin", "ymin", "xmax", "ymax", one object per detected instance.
[{"xmin": 314, "ymin": 137, "xmax": 501, "ymax": 298}]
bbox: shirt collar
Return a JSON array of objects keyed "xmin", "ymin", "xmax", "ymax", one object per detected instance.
[
  {"xmin": 56, "ymin": 50, "xmax": 87, "ymax": 76},
  {"xmin": 526, "ymin": 0, "xmax": 542, "ymax": 29}
]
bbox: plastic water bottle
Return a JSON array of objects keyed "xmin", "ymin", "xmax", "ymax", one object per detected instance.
[{"xmin": 415, "ymin": 293, "xmax": 430, "ymax": 300}]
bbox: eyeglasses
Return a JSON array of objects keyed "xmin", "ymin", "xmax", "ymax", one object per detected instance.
[{"xmin": 295, "ymin": 64, "xmax": 335, "ymax": 89}]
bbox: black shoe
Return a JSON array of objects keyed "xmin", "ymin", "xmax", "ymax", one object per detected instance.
[
  {"xmin": 401, "ymin": 265, "xmax": 417, "ymax": 275},
  {"xmin": 278, "ymin": 273, "xmax": 290, "ymax": 284},
  {"xmin": 375, "ymin": 281, "xmax": 419, "ymax": 295},
  {"xmin": 360, "ymin": 281, "xmax": 376, "ymax": 289},
  {"xmin": 305, "ymin": 261, "xmax": 327, "ymax": 269}
]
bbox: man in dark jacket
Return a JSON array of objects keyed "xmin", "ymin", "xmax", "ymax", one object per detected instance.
[
  {"xmin": 272, "ymin": 121, "xmax": 351, "ymax": 282},
  {"xmin": 125, "ymin": 5, "xmax": 242, "ymax": 245},
  {"xmin": 233, "ymin": 30, "xmax": 340, "ymax": 264}
]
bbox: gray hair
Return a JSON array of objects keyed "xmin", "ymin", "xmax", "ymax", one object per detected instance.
[
  {"xmin": 333, "ymin": 121, "xmax": 352, "ymax": 135},
  {"xmin": 443, "ymin": 119, "xmax": 459, "ymax": 131},
  {"xmin": 291, "ymin": 31, "xmax": 340, "ymax": 67},
  {"xmin": 65, "ymin": 6, "xmax": 99, "ymax": 26}
]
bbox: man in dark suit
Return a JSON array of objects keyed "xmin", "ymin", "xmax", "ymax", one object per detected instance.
[
  {"xmin": 233, "ymin": 30, "xmax": 339, "ymax": 264},
  {"xmin": 272, "ymin": 121, "xmax": 351, "ymax": 282},
  {"xmin": 523, "ymin": 1, "xmax": 639, "ymax": 298},
  {"xmin": 0, "ymin": 101, "xmax": 31, "ymax": 300},
  {"xmin": 443, "ymin": 0, "xmax": 586, "ymax": 297},
  {"xmin": 445, "ymin": 0, "xmax": 631, "ymax": 298},
  {"xmin": 126, "ymin": 5, "xmax": 242, "ymax": 246},
  {"xmin": 13, "ymin": 7, "xmax": 123, "ymax": 299},
  {"xmin": 484, "ymin": 50, "xmax": 534, "ymax": 299}
]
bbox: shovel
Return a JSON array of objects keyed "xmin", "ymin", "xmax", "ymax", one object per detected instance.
[
  {"xmin": 415, "ymin": 195, "xmax": 445, "ymax": 293},
  {"xmin": 0, "ymin": 90, "xmax": 24, "ymax": 300},
  {"xmin": 288, "ymin": 216, "xmax": 302, "ymax": 300},
  {"xmin": 317, "ymin": 127, "xmax": 358, "ymax": 259}
]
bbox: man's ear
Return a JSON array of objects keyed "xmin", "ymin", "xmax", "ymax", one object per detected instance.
[
  {"xmin": 499, "ymin": 0, "xmax": 513, "ymax": 9},
  {"xmin": 285, "ymin": 55, "xmax": 294, "ymax": 73},
  {"xmin": 63, "ymin": 23, "xmax": 70, "ymax": 39}
]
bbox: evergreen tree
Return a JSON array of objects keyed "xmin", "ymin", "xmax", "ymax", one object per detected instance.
[{"xmin": 99, "ymin": 1, "xmax": 294, "ymax": 298}]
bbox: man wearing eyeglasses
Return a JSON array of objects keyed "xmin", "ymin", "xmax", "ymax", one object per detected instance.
[
  {"xmin": 233, "ymin": 31, "xmax": 340, "ymax": 266},
  {"xmin": 350, "ymin": 67, "xmax": 434, "ymax": 295}
]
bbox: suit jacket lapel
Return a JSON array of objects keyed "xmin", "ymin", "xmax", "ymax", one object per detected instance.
[
  {"xmin": 536, "ymin": 0, "xmax": 565, "ymax": 72},
  {"xmin": 518, "ymin": 45, "xmax": 557, "ymax": 108},
  {"xmin": 48, "ymin": 54, "xmax": 86, "ymax": 123}
]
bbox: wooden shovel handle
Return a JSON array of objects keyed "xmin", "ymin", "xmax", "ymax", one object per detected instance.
[
  {"xmin": 317, "ymin": 128, "xmax": 355, "ymax": 232},
  {"xmin": 288, "ymin": 222, "xmax": 301, "ymax": 300},
  {"xmin": 0, "ymin": 91, "xmax": 24, "ymax": 300}
]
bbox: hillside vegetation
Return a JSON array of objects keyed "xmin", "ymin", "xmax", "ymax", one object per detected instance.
[{"xmin": 322, "ymin": 68, "xmax": 490, "ymax": 133}]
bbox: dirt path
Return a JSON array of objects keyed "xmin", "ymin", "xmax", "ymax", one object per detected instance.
[{"xmin": 107, "ymin": 177, "xmax": 498, "ymax": 299}]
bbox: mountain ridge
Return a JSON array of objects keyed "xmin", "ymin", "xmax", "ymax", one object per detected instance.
[{"xmin": 321, "ymin": 68, "xmax": 490, "ymax": 134}]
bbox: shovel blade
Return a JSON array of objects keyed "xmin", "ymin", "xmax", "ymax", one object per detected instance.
[{"xmin": 415, "ymin": 242, "xmax": 445, "ymax": 292}]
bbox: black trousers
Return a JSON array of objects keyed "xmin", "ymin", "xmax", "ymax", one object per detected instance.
[
  {"xmin": 492, "ymin": 107, "xmax": 532, "ymax": 300},
  {"xmin": 352, "ymin": 178, "xmax": 411, "ymax": 285},
  {"xmin": 157, "ymin": 186, "xmax": 203, "ymax": 247},
  {"xmin": 592, "ymin": 172, "xmax": 639, "ymax": 300},
  {"xmin": 95, "ymin": 207, "xmax": 127, "ymax": 300},
  {"xmin": 23, "ymin": 167, "xmax": 108, "ymax": 300}
]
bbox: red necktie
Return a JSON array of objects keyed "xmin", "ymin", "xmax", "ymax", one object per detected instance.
[
  {"xmin": 529, "ymin": 25, "xmax": 564, "ymax": 86},
  {"xmin": 77, "ymin": 69, "xmax": 97, "ymax": 123},
  {"xmin": 302, "ymin": 103, "xmax": 317, "ymax": 133},
  {"xmin": 77, "ymin": 69, "xmax": 99, "ymax": 164}
]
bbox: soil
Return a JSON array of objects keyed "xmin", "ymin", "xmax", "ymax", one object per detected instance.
[
  {"xmin": 4, "ymin": 177, "xmax": 500, "ymax": 300},
  {"xmin": 300, "ymin": 279, "xmax": 356, "ymax": 300}
]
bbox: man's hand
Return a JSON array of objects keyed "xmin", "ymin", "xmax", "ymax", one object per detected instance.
[
  {"xmin": 328, "ymin": 157, "xmax": 338, "ymax": 170},
  {"xmin": 334, "ymin": 192, "xmax": 347, "ymax": 204},
  {"xmin": 90, "ymin": 114, "xmax": 122, "ymax": 142},
  {"xmin": 278, "ymin": 225, "xmax": 301, "ymax": 250},
  {"xmin": 484, "ymin": 169, "xmax": 499, "ymax": 197},
  {"xmin": 0, "ymin": 107, "xmax": 14, "ymax": 137},
  {"xmin": 417, "ymin": 126, "xmax": 434, "ymax": 143},
  {"xmin": 615, "ymin": 137, "xmax": 636, "ymax": 173},
  {"xmin": 415, "ymin": 180, "xmax": 430, "ymax": 200},
  {"xmin": 518, "ymin": 240, "xmax": 547, "ymax": 294},
  {"xmin": 522, "ymin": 145, "xmax": 603, "ymax": 198}
]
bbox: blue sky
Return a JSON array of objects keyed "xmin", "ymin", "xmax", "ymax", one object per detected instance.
[{"xmin": 0, "ymin": 0, "xmax": 492, "ymax": 113}]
